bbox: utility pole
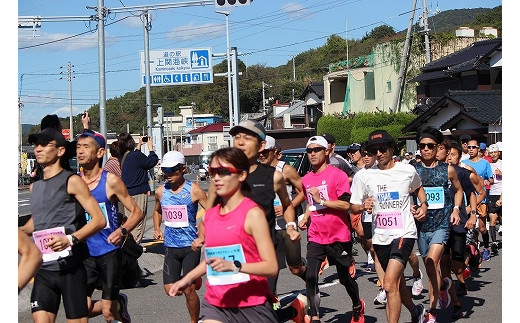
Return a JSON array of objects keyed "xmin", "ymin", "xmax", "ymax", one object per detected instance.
[
  {"xmin": 422, "ymin": 0, "xmax": 431, "ymax": 63},
  {"xmin": 60, "ymin": 61, "xmax": 74, "ymax": 140},
  {"xmin": 262, "ymin": 81, "xmax": 267, "ymax": 115},
  {"xmin": 97, "ymin": 0, "xmax": 107, "ymax": 161},
  {"xmin": 392, "ymin": 0, "xmax": 417, "ymax": 113},
  {"xmin": 143, "ymin": 10, "xmax": 153, "ymax": 138},
  {"xmin": 231, "ymin": 47, "xmax": 240, "ymax": 126}
]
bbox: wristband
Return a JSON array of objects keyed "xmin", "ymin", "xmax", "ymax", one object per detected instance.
[
  {"xmin": 285, "ymin": 222, "xmax": 297, "ymax": 230},
  {"xmin": 66, "ymin": 234, "xmax": 73, "ymax": 246},
  {"xmin": 320, "ymin": 199, "xmax": 326, "ymax": 206},
  {"xmin": 453, "ymin": 205, "xmax": 460, "ymax": 210}
]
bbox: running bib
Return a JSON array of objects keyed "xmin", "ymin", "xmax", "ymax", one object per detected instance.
[
  {"xmin": 162, "ymin": 205, "xmax": 189, "ymax": 228},
  {"xmin": 32, "ymin": 226, "xmax": 72, "ymax": 262},
  {"xmin": 85, "ymin": 202, "xmax": 110, "ymax": 229},
  {"xmin": 205, "ymin": 243, "xmax": 250, "ymax": 286},
  {"xmin": 424, "ymin": 186, "xmax": 444, "ymax": 209},
  {"xmin": 374, "ymin": 211, "xmax": 404, "ymax": 236},
  {"xmin": 306, "ymin": 184, "xmax": 329, "ymax": 214}
]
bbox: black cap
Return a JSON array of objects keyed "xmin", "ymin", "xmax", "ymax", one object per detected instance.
[
  {"xmin": 459, "ymin": 134, "xmax": 471, "ymax": 142},
  {"xmin": 41, "ymin": 114, "xmax": 61, "ymax": 131},
  {"xmin": 347, "ymin": 143, "xmax": 361, "ymax": 151},
  {"xmin": 28, "ymin": 128, "xmax": 67, "ymax": 147},
  {"xmin": 321, "ymin": 133, "xmax": 336, "ymax": 144},
  {"xmin": 367, "ymin": 130, "xmax": 395, "ymax": 146}
]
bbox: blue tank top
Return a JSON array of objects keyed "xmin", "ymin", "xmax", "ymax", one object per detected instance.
[
  {"xmin": 414, "ymin": 162, "xmax": 453, "ymax": 232},
  {"xmin": 86, "ymin": 170, "xmax": 121, "ymax": 256},
  {"xmin": 162, "ymin": 180, "xmax": 199, "ymax": 248}
]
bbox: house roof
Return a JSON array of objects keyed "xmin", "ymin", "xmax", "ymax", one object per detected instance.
[
  {"xmin": 298, "ymin": 81, "xmax": 324, "ymax": 100},
  {"xmin": 274, "ymin": 100, "xmax": 306, "ymax": 118},
  {"xmin": 401, "ymin": 90, "xmax": 502, "ymax": 133},
  {"xmin": 188, "ymin": 122, "xmax": 229, "ymax": 134},
  {"xmin": 409, "ymin": 38, "xmax": 501, "ymax": 82}
]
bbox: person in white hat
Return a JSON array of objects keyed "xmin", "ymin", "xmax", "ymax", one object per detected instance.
[
  {"xmin": 152, "ymin": 150, "xmax": 208, "ymax": 323},
  {"xmin": 487, "ymin": 143, "xmax": 502, "ymax": 254}
]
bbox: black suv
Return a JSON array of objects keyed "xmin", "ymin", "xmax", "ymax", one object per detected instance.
[{"xmin": 280, "ymin": 146, "xmax": 350, "ymax": 177}]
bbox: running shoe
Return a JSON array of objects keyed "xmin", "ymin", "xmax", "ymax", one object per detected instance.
[
  {"xmin": 423, "ymin": 311, "xmax": 437, "ymax": 323},
  {"xmin": 498, "ymin": 225, "xmax": 502, "ymax": 236},
  {"xmin": 439, "ymin": 277, "xmax": 452, "ymax": 309},
  {"xmin": 456, "ymin": 283, "xmax": 468, "ymax": 296},
  {"xmin": 411, "ymin": 269, "xmax": 424, "ymax": 296},
  {"xmin": 452, "ymin": 305, "xmax": 464, "ymax": 318},
  {"xmin": 491, "ymin": 241, "xmax": 499, "ymax": 254},
  {"xmin": 350, "ymin": 298, "xmax": 365, "ymax": 323},
  {"xmin": 482, "ymin": 248, "xmax": 491, "ymax": 261},
  {"xmin": 290, "ymin": 293, "xmax": 309, "ymax": 323},
  {"xmin": 462, "ymin": 266, "xmax": 471, "ymax": 280},
  {"xmin": 349, "ymin": 258, "xmax": 356, "ymax": 279},
  {"xmin": 373, "ymin": 288, "xmax": 387, "ymax": 305},
  {"xmin": 411, "ymin": 303, "xmax": 426, "ymax": 323},
  {"xmin": 318, "ymin": 257, "xmax": 329, "ymax": 275},
  {"xmin": 365, "ymin": 263, "xmax": 375, "ymax": 272},
  {"xmin": 118, "ymin": 293, "xmax": 131, "ymax": 323}
]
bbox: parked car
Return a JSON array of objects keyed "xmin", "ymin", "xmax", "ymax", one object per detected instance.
[
  {"xmin": 280, "ymin": 146, "xmax": 350, "ymax": 178},
  {"xmin": 199, "ymin": 164, "xmax": 209, "ymax": 181}
]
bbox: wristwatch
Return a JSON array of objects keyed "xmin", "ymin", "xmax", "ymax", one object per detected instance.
[
  {"xmin": 453, "ymin": 205, "xmax": 460, "ymax": 211},
  {"xmin": 120, "ymin": 227, "xmax": 128, "ymax": 236},
  {"xmin": 420, "ymin": 201, "xmax": 429, "ymax": 207},
  {"xmin": 470, "ymin": 210, "xmax": 477, "ymax": 216},
  {"xmin": 233, "ymin": 260, "xmax": 242, "ymax": 274},
  {"xmin": 319, "ymin": 199, "xmax": 326, "ymax": 206},
  {"xmin": 70, "ymin": 233, "xmax": 79, "ymax": 245}
]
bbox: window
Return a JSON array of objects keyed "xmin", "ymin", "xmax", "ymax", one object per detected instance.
[
  {"xmin": 207, "ymin": 136, "xmax": 217, "ymax": 144},
  {"xmin": 364, "ymin": 71, "xmax": 375, "ymax": 100},
  {"xmin": 386, "ymin": 81, "xmax": 392, "ymax": 93}
]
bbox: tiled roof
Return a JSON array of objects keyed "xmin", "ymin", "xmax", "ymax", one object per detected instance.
[
  {"xmin": 299, "ymin": 81, "xmax": 324, "ymax": 100},
  {"xmin": 188, "ymin": 122, "xmax": 229, "ymax": 134},
  {"xmin": 274, "ymin": 100, "xmax": 306, "ymax": 118},
  {"xmin": 401, "ymin": 90, "xmax": 501, "ymax": 133},
  {"xmin": 409, "ymin": 38, "xmax": 501, "ymax": 82}
]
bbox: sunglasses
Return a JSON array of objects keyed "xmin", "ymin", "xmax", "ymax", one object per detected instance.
[
  {"xmin": 306, "ymin": 147, "xmax": 326, "ymax": 154},
  {"xmin": 162, "ymin": 165, "xmax": 183, "ymax": 174},
  {"xmin": 360, "ymin": 151, "xmax": 374, "ymax": 157},
  {"xmin": 418, "ymin": 143, "xmax": 437, "ymax": 150},
  {"xmin": 467, "ymin": 145, "xmax": 479, "ymax": 150},
  {"xmin": 208, "ymin": 166, "xmax": 243, "ymax": 177},
  {"xmin": 367, "ymin": 145, "xmax": 389, "ymax": 155},
  {"xmin": 259, "ymin": 148, "xmax": 272, "ymax": 155}
]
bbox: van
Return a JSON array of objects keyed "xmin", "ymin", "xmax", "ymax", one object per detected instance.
[{"xmin": 280, "ymin": 146, "xmax": 350, "ymax": 178}]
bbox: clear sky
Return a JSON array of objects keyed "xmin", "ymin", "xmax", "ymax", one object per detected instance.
[{"xmin": 17, "ymin": 0, "xmax": 502, "ymax": 125}]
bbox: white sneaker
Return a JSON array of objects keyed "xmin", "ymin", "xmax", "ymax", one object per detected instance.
[
  {"xmin": 412, "ymin": 269, "xmax": 424, "ymax": 296},
  {"xmin": 373, "ymin": 288, "xmax": 387, "ymax": 305}
]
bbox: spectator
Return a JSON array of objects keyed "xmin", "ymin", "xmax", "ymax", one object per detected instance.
[
  {"xmin": 117, "ymin": 132, "xmax": 159, "ymax": 244},
  {"xmin": 104, "ymin": 140, "xmax": 122, "ymax": 177}
]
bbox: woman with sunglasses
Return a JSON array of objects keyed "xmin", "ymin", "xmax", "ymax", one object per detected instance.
[
  {"xmin": 168, "ymin": 147, "xmax": 279, "ymax": 322},
  {"xmin": 413, "ymin": 127, "xmax": 463, "ymax": 322},
  {"xmin": 152, "ymin": 151, "xmax": 208, "ymax": 323}
]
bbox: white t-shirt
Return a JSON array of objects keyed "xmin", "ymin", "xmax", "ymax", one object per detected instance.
[
  {"xmin": 350, "ymin": 162, "xmax": 422, "ymax": 245},
  {"xmin": 489, "ymin": 159, "xmax": 502, "ymax": 195},
  {"xmin": 351, "ymin": 166, "xmax": 377, "ymax": 222}
]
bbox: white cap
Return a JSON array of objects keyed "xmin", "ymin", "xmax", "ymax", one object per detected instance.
[
  {"xmin": 415, "ymin": 150, "xmax": 421, "ymax": 156},
  {"xmin": 264, "ymin": 135, "xmax": 276, "ymax": 150},
  {"xmin": 306, "ymin": 136, "xmax": 328, "ymax": 149},
  {"xmin": 161, "ymin": 151, "xmax": 185, "ymax": 167},
  {"xmin": 495, "ymin": 141, "xmax": 502, "ymax": 151},
  {"xmin": 488, "ymin": 144, "xmax": 500, "ymax": 152}
]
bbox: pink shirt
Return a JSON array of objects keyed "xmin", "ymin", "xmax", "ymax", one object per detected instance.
[
  {"xmin": 302, "ymin": 165, "xmax": 352, "ymax": 244},
  {"xmin": 203, "ymin": 197, "xmax": 270, "ymax": 308}
]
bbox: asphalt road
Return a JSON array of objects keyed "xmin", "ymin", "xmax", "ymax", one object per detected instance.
[{"xmin": 18, "ymin": 174, "xmax": 503, "ymax": 322}]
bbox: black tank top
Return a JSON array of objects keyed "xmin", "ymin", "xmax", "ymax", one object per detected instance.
[{"xmin": 246, "ymin": 163, "xmax": 276, "ymax": 230}]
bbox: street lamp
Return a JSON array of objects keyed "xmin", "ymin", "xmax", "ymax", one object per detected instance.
[{"xmin": 215, "ymin": 10, "xmax": 233, "ymax": 128}]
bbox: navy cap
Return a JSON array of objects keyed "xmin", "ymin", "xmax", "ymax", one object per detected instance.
[{"xmin": 347, "ymin": 143, "xmax": 361, "ymax": 151}]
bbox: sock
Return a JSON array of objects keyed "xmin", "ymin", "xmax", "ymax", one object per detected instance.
[
  {"xmin": 367, "ymin": 252, "xmax": 374, "ymax": 265},
  {"xmin": 482, "ymin": 231, "xmax": 490, "ymax": 248},
  {"xmin": 489, "ymin": 225, "xmax": 496, "ymax": 242}
]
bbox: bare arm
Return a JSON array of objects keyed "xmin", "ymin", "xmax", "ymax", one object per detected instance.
[
  {"xmin": 106, "ymin": 173, "xmax": 144, "ymax": 245},
  {"xmin": 274, "ymin": 170, "xmax": 299, "ymax": 241},
  {"xmin": 152, "ymin": 185, "xmax": 164, "ymax": 241},
  {"xmin": 18, "ymin": 229, "xmax": 42, "ymax": 292},
  {"xmin": 283, "ymin": 164, "xmax": 305, "ymax": 208},
  {"xmin": 448, "ymin": 165, "xmax": 463, "ymax": 226}
]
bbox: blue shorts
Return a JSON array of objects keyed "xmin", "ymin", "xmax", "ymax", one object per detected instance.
[{"xmin": 417, "ymin": 228, "xmax": 451, "ymax": 256}]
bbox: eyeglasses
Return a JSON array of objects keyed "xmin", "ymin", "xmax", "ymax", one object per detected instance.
[
  {"xmin": 418, "ymin": 143, "xmax": 437, "ymax": 150},
  {"xmin": 367, "ymin": 145, "xmax": 389, "ymax": 155},
  {"xmin": 467, "ymin": 145, "xmax": 479, "ymax": 150},
  {"xmin": 306, "ymin": 147, "xmax": 326, "ymax": 154},
  {"xmin": 460, "ymin": 140, "xmax": 468, "ymax": 144},
  {"xmin": 360, "ymin": 151, "xmax": 374, "ymax": 157},
  {"xmin": 31, "ymin": 142, "xmax": 57, "ymax": 148},
  {"xmin": 162, "ymin": 165, "xmax": 183, "ymax": 174},
  {"xmin": 208, "ymin": 166, "xmax": 243, "ymax": 177}
]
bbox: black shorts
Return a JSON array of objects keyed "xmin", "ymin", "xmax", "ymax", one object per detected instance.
[
  {"xmin": 362, "ymin": 221, "xmax": 372, "ymax": 240},
  {"xmin": 200, "ymin": 298, "xmax": 277, "ymax": 323},
  {"xmin": 443, "ymin": 231, "xmax": 466, "ymax": 262},
  {"xmin": 85, "ymin": 248, "xmax": 122, "ymax": 300},
  {"xmin": 488, "ymin": 194, "xmax": 502, "ymax": 215},
  {"xmin": 306, "ymin": 240, "xmax": 353, "ymax": 268},
  {"xmin": 31, "ymin": 265, "xmax": 88, "ymax": 319},
  {"xmin": 163, "ymin": 246, "xmax": 201, "ymax": 285},
  {"xmin": 373, "ymin": 238, "xmax": 415, "ymax": 271}
]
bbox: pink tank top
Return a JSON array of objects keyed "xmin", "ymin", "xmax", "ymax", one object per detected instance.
[{"xmin": 203, "ymin": 197, "xmax": 271, "ymax": 308}]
